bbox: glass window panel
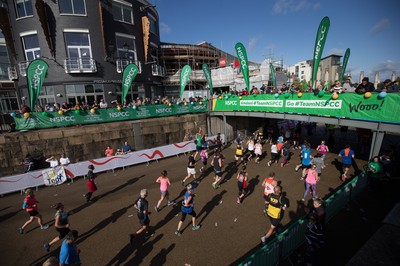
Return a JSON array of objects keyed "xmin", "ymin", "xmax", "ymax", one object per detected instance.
[
  {"xmin": 65, "ymin": 84, "xmax": 75, "ymax": 94},
  {"xmin": 73, "ymin": 0, "xmax": 86, "ymax": 14},
  {"xmin": 112, "ymin": 5, "xmax": 122, "ymax": 21},
  {"xmin": 65, "ymin": 32, "xmax": 89, "ymax": 46},
  {"xmin": 94, "ymin": 84, "xmax": 104, "ymax": 92},
  {"xmin": 85, "ymin": 85, "xmax": 94, "ymax": 93},
  {"xmin": 122, "ymin": 7, "xmax": 132, "ymax": 23},
  {"xmin": 59, "ymin": 0, "xmax": 73, "ymax": 14},
  {"xmin": 25, "ymin": 0, "xmax": 33, "ymax": 16},
  {"xmin": 75, "ymin": 84, "xmax": 85, "ymax": 93},
  {"xmin": 23, "ymin": 35, "xmax": 39, "ymax": 49}
]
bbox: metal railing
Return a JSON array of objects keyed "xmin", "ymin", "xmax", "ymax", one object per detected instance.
[
  {"xmin": 151, "ymin": 64, "xmax": 165, "ymax": 76},
  {"xmin": 238, "ymin": 172, "xmax": 367, "ymax": 266},
  {"xmin": 7, "ymin": 66, "xmax": 18, "ymax": 80},
  {"xmin": 116, "ymin": 59, "xmax": 142, "ymax": 74},
  {"xmin": 64, "ymin": 58, "xmax": 97, "ymax": 73},
  {"xmin": 18, "ymin": 61, "xmax": 30, "ymax": 77}
]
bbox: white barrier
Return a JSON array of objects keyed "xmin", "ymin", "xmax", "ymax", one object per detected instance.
[{"xmin": 0, "ymin": 135, "xmax": 225, "ymax": 195}]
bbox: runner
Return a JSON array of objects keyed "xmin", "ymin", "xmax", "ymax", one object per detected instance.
[
  {"xmin": 280, "ymin": 139, "xmax": 292, "ymax": 168},
  {"xmin": 130, "ymin": 189, "xmax": 153, "ymax": 245},
  {"xmin": 211, "ymin": 151, "xmax": 223, "ymax": 189},
  {"xmin": 154, "ymin": 170, "xmax": 174, "ymax": 212},
  {"xmin": 338, "ymin": 144, "xmax": 355, "ymax": 181},
  {"xmin": 245, "ymin": 137, "xmax": 255, "ymax": 161},
  {"xmin": 182, "ymin": 151, "xmax": 196, "ymax": 186},
  {"xmin": 234, "ymin": 144, "xmax": 244, "ymax": 164},
  {"xmin": 295, "ymin": 144, "xmax": 312, "ymax": 180},
  {"xmin": 267, "ymin": 141, "xmax": 279, "ymax": 166},
  {"xmin": 84, "ymin": 165, "xmax": 97, "ymax": 203},
  {"xmin": 175, "ymin": 184, "xmax": 201, "ymax": 236},
  {"xmin": 59, "ymin": 230, "xmax": 81, "ymax": 265},
  {"xmin": 301, "ymin": 164, "xmax": 319, "ymax": 202},
  {"xmin": 18, "ymin": 189, "xmax": 49, "ymax": 234},
  {"xmin": 43, "ymin": 203, "xmax": 70, "ymax": 251},
  {"xmin": 261, "ymin": 172, "xmax": 277, "ymax": 213},
  {"xmin": 316, "ymin": 140, "xmax": 329, "ymax": 161},
  {"xmin": 261, "ymin": 186, "xmax": 288, "ymax": 244},
  {"xmin": 199, "ymin": 148, "xmax": 209, "ymax": 173},
  {"xmin": 236, "ymin": 165, "xmax": 249, "ymax": 204},
  {"xmin": 254, "ymin": 140, "xmax": 263, "ymax": 164}
]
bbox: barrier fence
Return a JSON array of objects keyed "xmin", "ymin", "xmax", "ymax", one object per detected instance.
[
  {"xmin": 0, "ymin": 134, "xmax": 224, "ymax": 195},
  {"xmin": 239, "ymin": 172, "xmax": 367, "ymax": 266}
]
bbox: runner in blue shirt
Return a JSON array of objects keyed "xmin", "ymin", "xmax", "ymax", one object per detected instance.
[
  {"xmin": 338, "ymin": 144, "xmax": 355, "ymax": 181},
  {"xmin": 295, "ymin": 145, "xmax": 312, "ymax": 179}
]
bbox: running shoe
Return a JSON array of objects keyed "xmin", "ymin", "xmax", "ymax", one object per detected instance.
[
  {"xmin": 18, "ymin": 227, "xmax": 24, "ymax": 234},
  {"xmin": 175, "ymin": 230, "xmax": 181, "ymax": 236},
  {"xmin": 261, "ymin": 235, "xmax": 268, "ymax": 244},
  {"xmin": 267, "ymin": 161, "xmax": 271, "ymax": 167},
  {"xmin": 295, "ymin": 166, "xmax": 300, "ymax": 172},
  {"xmin": 181, "ymin": 180, "xmax": 185, "ymax": 186},
  {"xmin": 341, "ymin": 174, "xmax": 347, "ymax": 182},
  {"xmin": 41, "ymin": 224, "xmax": 49, "ymax": 230},
  {"xmin": 192, "ymin": 225, "xmax": 201, "ymax": 230},
  {"xmin": 237, "ymin": 197, "xmax": 241, "ymax": 204},
  {"xmin": 44, "ymin": 243, "xmax": 50, "ymax": 252},
  {"xmin": 301, "ymin": 198, "xmax": 305, "ymax": 202},
  {"xmin": 154, "ymin": 206, "xmax": 159, "ymax": 212},
  {"xmin": 167, "ymin": 201, "xmax": 175, "ymax": 206}
]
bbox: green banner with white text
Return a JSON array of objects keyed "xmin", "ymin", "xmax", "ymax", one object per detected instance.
[
  {"xmin": 311, "ymin": 17, "xmax": 330, "ymax": 88},
  {"xmin": 27, "ymin": 59, "xmax": 49, "ymax": 109},
  {"xmin": 235, "ymin": 42, "xmax": 250, "ymax": 92},
  {"xmin": 180, "ymin": 65, "xmax": 192, "ymax": 99},
  {"xmin": 340, "ymin": 48, "xmax": 350, "ymax": 84},
  {"xmin": 13, "ymin": 103, "xmax": 208, "ymax": 130},
  {"xmin": 122, "ymin": 63, "xmax": 139, "ymax": 105},
  {"xmin": 202, "ymin": 63, "xmax": 213, "ymax": 95},
  {"xmin": 212, "ymin": 93, "xmax": 400, "ymax": 124}
]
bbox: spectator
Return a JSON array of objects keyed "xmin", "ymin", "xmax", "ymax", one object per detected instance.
[
  {"xmin": 59, "ymin": 154, "xmax": 70, "ymax": 167},
  {"xmin": 122, "ymin": 141, "xmax": 133, "ymax": 153},
  {"xmin": 280, "ymin": 83, "xmax": 288, "ymax": 93},
  {"xmin": 355, "ymin": 77, "xmax": 375, "ymax": 94},
  {"xmin": 304, "ymin": 213, "xmax": 325, "ymax": 265},
  {"xmin": 99, "ymin": 99, "xmax": 108, "ymax": 108},
  {"xmin": 22, "ymin": 154, "xmax": 34, "ymax": 173},
  {"xmin": 105, "ymin": 146, "xmax": 114, "ymax": 157},
  {"xmin": 330, "ymin": 80, "xmax": 344, "ymax": 94},
  {"xmin": 45, "ymin": 156, "xmax": 59, "ymax": 168},
  {"xmin": 367, "ymin": 156, "xmax": 383, "ymax": 191}
]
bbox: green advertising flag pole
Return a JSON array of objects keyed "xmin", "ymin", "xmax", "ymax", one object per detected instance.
[
  {"xmin": 27, "ymin": 59, "xmax": 49, "ymax": 109},
  {"xmin": 340, "ymin": 48, "xmax": 351, "ymax": 85},
  {"xmin": 311, "ymin": 17, "xmax": 330, "ymax": 89},
  {"xmin": 235, "ymin": 42, "xmax": 250, "ymax": 92},
  {"xmin": 269, "ymin": 63, "xmax": 276, "ymax": 87},
  {"xmin": 202, "ymin": 63, "xmax": 213, "ymax": 95},
  {"xmin": 121, "ymin": 63, "xmax": 139, "ymax": 105},
  {"xmin": 180, "ymin": 65, "xmax": 192, "ymax": 99}
]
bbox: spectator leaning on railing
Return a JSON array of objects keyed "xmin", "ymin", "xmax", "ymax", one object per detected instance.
[{"xmin": 355, "ymin": 77, "xmax": 375, "ymax": 94}]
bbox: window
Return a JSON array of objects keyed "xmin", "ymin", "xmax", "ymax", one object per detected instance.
[
  {"xmin": 0, "ymin": 91, "xmax": 19, "ymax": 113},
  {"xmin": 116, "ymin": 34, "xmax": 137, "ymax": 60},
  {"xmin": 59, "ymin": 0, "xmax": 86, "ymax": 15},
  {"xmin": 112, "ymin": 1, "xmax": 133, "ymax": 24},
  {"xmin": 65, "ymin": 84, "xmax": 104, "ymax": 106},
  {"xmin": 148, "ymin": 14, "xmax": 157, "ymax": 35},
  {"xmin": 21, "ymin": 34, "xmax": 40, "ymax": 61},
  {"xmin": 38, "ymin": 86, "xmax": 56, "ymax": 108},
  {"xmin": 15, "ymin": 0, "xmax": 33, "ymax": 18},
  {"xmin": 64, "ymin": 30, "xmax": 96, "ymax": 72}
]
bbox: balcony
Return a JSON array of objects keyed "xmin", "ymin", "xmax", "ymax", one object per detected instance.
[
  {"xmin": 151, "ymin": 64, "xmax": 165, "ymax": 76},
  {"xmin": 8, "ymin": 66, "xmax": 18, "ymax": 80},
  {"xmin": 18, "ymin": 62, "xmax": 30, "ymax": 77},
  {"xmin": 64, "ymin": 58, "xmax": 97, "ymax": 73},
  {"xmin": 116, "ymin": 59, "xmax": 142, "ymax": 74}
]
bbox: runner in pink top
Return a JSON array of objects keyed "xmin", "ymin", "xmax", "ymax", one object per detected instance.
[
  {"xmin": 302, "ymin": 164, "xmax": 319, "ymax": 201},
  {"xmin": 155, "ymin": 170, "xmax": 174, "ymax": 212}
]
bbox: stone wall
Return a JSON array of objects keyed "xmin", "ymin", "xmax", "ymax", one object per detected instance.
[{"xmin": 0, "ymin": 114, "xmax": 207, "ymax": 177}]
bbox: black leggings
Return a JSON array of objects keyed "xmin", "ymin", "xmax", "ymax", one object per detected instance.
[{"xmin": 180, "ymin": 210, "xmax": 196, "ymax": 222}]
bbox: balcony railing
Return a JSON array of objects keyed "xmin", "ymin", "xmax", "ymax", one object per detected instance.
[
  {"xmin": 18, "ymin": 62, "xmax": 30, "ymax": 77},
  {"xmin": 8, "ymin": 66, "xmax": 18, "ymax": 80},
  {"xmin": 64, "ymin": 58, "xmax": 97, "ymax": 73},
  {"xmin": 116, "ymin": 59, "xmax": 142, "ymax": 74},
  {"xmin": 151, "ymin": 64, "xmax": 165, "ymax": 76}
]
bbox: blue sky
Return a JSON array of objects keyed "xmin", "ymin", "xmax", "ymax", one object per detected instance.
[{"xmin": 152, "ymin": 0, "xmax": 400, "ymax": 81}]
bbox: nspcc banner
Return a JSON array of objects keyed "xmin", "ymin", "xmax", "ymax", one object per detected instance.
[
  {"xmin": 180, "ymin": 65, "xmax": 192, "ymax": 99},
  {"xmin": 311, "ymin": 17, "xmax": 330, "ymax": 88},
  {"xmin": 340, "ymin": 48, "xmax": 350, "ymax": 84},
  {"xmin": 212, "ymin": 93, "xmax": 400, "ymax": 124},
  {"xmin": 122, "ymin": 63, "xmax": 138, "ymax": 104},
  {"xmin": 27, "ymin": 59, "xmax": 49, "ymax": 109},
  {"xmin": 235, "ymin": 42, "xmax": 250, "ymax": 92},
  {"xmin": 202, "ymin": 63, "xmax": 213, "ymax": 94}
]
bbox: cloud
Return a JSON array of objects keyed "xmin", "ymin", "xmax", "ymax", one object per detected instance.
[
  {"xmin": 371, "ymin": 60, "xmax": 399, "ymax": 79},
  {"xmin": 370, "ymin": 19, "xmax": 390, "ymax": 36},
  {"xmin": 248, "ymin": 37, "xmax": 258, "ymax": 51},
  {"xmin": 160, "ymin": 22, "xmax": 171, "ymax": 34},
  {"xmin": 328, "ymin": 48, "xmax": 344, "ymax": 56},
  {"xmin": 273, "ymin": 0, "xmax": 320, "ymax": 14}
]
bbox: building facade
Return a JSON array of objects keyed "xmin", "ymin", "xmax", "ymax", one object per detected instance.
[{"xmin": 0, "ymin": 0, "xmax": 165, "ymax": 112}]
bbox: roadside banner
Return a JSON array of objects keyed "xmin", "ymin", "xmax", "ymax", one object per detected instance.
[
  {"xmin": 180, "ymin": 65, "xmax": 192, "ymax": 99},
  {"xmin": 202, "ymin": 63, "xmax": 213, "ymax": 94},
  {"xmin": 311, "ymin": 17, "xmax": 330, "ymax": 88},
  {"xmin": 235, "ymin": 42, "xmax": 250, "ymax": 92},
  {"xmin": 42, "ymin": 166, "xmax": 67, "ymax": 186},
  {"xmin": 340, "ymin": 48, "xmax": 351, "ymax": 84},
  {"xmin": 121, "ymin": 63, "xmax": 139, "ymax": 104},
  {"xmin": 270, "ymin": 63, "xmax": 276, "ymax": 87},
  {"xmin": 27, "ymin": 59, "xmax": 49, "ymax": 109}
]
